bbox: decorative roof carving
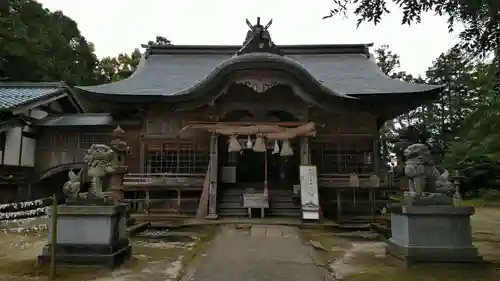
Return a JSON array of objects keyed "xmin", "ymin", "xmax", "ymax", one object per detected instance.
[
  {"xmin": 235, "ymin": 77, "xmax": 281, "ymax": 93},
  {"xmin": 237, "ymin": 17, "xmax": 281, "ymax": 56}
]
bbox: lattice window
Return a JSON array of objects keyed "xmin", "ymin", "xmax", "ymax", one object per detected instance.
[
  {"xmin": 312, "ymin": 138, "xmax": 375, "ymax": 174},
  {"xmin": 79, "ymin": 134, "xmax": 111, "ymax": 149},
  {"xmin": 145, "ymin": 151, "xmax": 165, "ymax": 173},
  {"xmin": 178, "ymin": 143, "xmax": 194, "ymax": 173},
  {"xmin": 39, "ymin": 132, "xmax": 79, "ymax": 149},
  {"xmin": 144, "ymin": 141, "xmax": 210, "ymax": 174}
]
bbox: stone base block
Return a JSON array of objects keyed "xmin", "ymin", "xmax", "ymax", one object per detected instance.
[
  {"xmin": 386, "ymin": 205, "xmax": 482, "ymax": 266},
  {"xmin": 37, "ymin": 239, "xmax": 131, "ymax": 268},
  {"xmin": 386, "ymin": 240, "xmax": 481, "ymax": 266},
  {"xmin": 205, "ymin": 214, "xmax": 219, "ymax": 220},
  {"xmin": 38, "ymin": 204, "xmax": 132, "ymax": 268}
]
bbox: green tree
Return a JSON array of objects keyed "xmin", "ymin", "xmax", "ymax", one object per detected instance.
[
  {"xmin": 97, "ymin": 49, "xmax": 142, "ymax": 83},
  {"xmin": 443, "ymin": 53, "xmax": 500, "ymax": 193},
  {"xmin": 374, "ymin": 45, "xmax": 487, "ymax": 169},
  {"xmin": 324, "ymin": 0, "xmax": 500, "ymax": 56},
  {"xmin": 148, "ymin": 36, "xmax": 172, "ymax": 46},
  {"xmin": 0, "ymin": 0, "xmax": 100, "ymax": 84},
  {"xmin": 373, "ymin": 45, "xmax": 420, "ymax": 168},
  {"xmin": 97, "ymin": 35, "xmax": 172, "ymax": 83}
]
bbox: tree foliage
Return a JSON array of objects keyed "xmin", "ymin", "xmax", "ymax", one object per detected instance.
[
  {"xmin": 442, "ymin": 52, "xmax": 500, "ymax": 193},
  {"xmin": 0, "ymin": 1, "xmax": 173, "ymax": 85},
  {"xmin": 96, "ymin": 49, "xmax": 142, "ymax": 83},
  {"xmin": 0, "ymin": 0, "xmax": 100, "ymax": 84},
  {"xmin": 374, "ymin": 44, "xmax": 500, "ymax": 194},
  {"xmin": 325, "ymin": 0, "xmax": 500, "ymax": 56},
  {"xmin": 148, "ymin": 36, "xmax": 172, "ymax": 46}
]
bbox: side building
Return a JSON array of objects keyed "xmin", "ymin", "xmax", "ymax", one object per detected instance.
[
  {"xmin": 0, "ymin": 19, "xmax": 442, "ymax": 221},
  {"xmin": 0, "ymin": 82, "xmax": 84, "ymax": 202}
]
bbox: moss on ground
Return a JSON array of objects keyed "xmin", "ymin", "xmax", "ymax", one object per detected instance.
[
  {"xmin": 464, "ymin": 199, "xmax": 500, "ymax": 208},
  {"xmin": 300, "ymin": 228, "xmax": 353, "ymax": 267},
  {"xmin": 349, "ymin": 262, "xmax": 500, "ymax": 281},
  {"xmin": 0, "ymin": 259, "xmax": 109, "ymax": 280},
  {"xmin": 176, "ymin": 226, "xmax": 219, "ymax": 281},
  {"xmin": 0, "ymin": 226, "xmax": 219, "ymax": 281},
  {"xmin": 301, "ymin": 225, "xmax": 500, "ymax": 281}
]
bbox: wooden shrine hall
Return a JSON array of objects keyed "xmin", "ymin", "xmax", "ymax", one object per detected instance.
[{"xmin": 0, "ymin": 18, "xmax": 443, "ymax": 223}]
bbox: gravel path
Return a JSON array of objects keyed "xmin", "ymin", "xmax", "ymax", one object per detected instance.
[{"xmin": 185, "ymin": 225, "xmax": 332, "ymax": 281}]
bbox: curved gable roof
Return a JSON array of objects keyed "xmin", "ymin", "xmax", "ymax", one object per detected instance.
[{"xmin": 76, "ymin": 44, "xmax": 442, "ymax": 102}]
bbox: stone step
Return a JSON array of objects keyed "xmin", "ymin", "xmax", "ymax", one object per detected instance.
[
  {"xmin": 218, "ymin": 203, "xmax": 244, "ymax": 208},
  {"xmin": 268, "ymin": 212, "xmax": 301, "ymax": 217},
  {"xmin": 217, "ymin": 210, "xmax": 247, "ymax": 217}
]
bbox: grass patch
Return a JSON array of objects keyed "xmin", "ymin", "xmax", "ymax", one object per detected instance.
[
  {"xmin": 0, "ymin": 259, "xmax": 109, "ymax": 281},
  {"xmin": 300, "ymin": 227, "xmax": 500, "ymax": 281},
  {"xmin": 464, "ymin": 199, "xmax": 500, "ymax": 208},
  {"xmin": 175, "ymin": 225, "xmax": 218, "ymax": 281},
  {"xmin": 348, "ymin": 261, "xmax": 500, "ymax": 281},
  {"xmin": 300, "ymin": 228, "xmax": 353, "ymax": 267},
  {"xmin": 180, "ymin": 226, "xmax": 218, "ymax": 267},
  {"xmin": 0, "ymin": 227, "xmax": 215, "ymax": 281}
]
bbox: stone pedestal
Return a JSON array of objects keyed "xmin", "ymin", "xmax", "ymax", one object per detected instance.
[
  {"xmin": 386, "ymin": 205, "xmax": 481, "ymax": 266},
  {"xmin": 37, "ymin": 204, "xmax": 131, "ymax": 268}
]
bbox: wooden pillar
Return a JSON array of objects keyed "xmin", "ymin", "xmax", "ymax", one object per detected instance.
[
  {"xmin": 139, "ymin": 142, "xmax": 145, "ymax": 174},
  {"xmin": 207, "ymin": 134, "xmax": 219, "ymax": 219},
  {"xmin": 18, "ymin": 126, "xmax": 24, "ymax": 166},
  {"xmin": 300, "ymin": 137, "xmax": 311, "ymax": 165},
  {"xmin": 373, "ymin": 135, "xmax": 380, "ymax": 176}
]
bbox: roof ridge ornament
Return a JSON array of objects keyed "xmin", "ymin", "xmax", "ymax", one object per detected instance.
[{"xmin": 237, "ymin": 17, "xmax": 282, "ymax": 56}]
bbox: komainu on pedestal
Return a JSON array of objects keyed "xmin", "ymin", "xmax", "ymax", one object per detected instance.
[
  {"xmin": 386, "ymin": 143, "xmax": 482, "ymax": 266},
  {"xmin": 38, "ymin": 127, "xmax": 132, "ymax": 268}
]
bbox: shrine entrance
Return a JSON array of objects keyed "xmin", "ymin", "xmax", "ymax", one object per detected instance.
[
  {"xmin": 180, "ymin": 108, "xmax": 314, "ymax": 217},
  {"xmin": 223, "ymin": 139, "xmax": 300, "ymax": 186},
  {"xmin": 237, "ymin": 149, "xmax": 265, "ymax": 183}
]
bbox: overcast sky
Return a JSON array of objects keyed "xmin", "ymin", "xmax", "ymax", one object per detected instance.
[{"xmin": 39, "ymin": 0, "xmax": 461, "ymax": 76}]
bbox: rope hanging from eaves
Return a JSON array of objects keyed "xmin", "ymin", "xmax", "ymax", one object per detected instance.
[{"xmin": 180, "ymin": 122, "xmax": 316, "ymax": 140}]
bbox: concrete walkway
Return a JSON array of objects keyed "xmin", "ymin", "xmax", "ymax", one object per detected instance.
[{"xmin": 186, "ymin": 225, "xmax": 332, "ymax": 281}]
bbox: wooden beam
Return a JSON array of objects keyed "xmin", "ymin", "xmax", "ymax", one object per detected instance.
[
  {"xmin": 313, "ymin": 133, "xmax": 375, "ymax": 138},
  {"xmin": 21, "ymin": 131, "xmax": 37, "ymax": 139},
  {"xmin": 38, "ymin": 105, "xmax": 63, "ymax": 114},
  {"xmin": 187, "ymin": 120, "xmax": 310, "ymax": 126},
  {"xmin": 11, "ymin": 92, "xmax": 68, "ymax": 115}
]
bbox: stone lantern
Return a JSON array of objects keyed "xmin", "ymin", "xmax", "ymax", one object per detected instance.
[{"xmin": 109, "ymin": 125, "xmax": 132, "ymax": 205}]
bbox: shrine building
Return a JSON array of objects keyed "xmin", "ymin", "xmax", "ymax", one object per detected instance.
[{"xmin": 0, "ymin": 18, "xmax": 442, "ymax": 222}]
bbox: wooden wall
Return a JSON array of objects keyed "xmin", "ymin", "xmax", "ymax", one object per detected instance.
[
  {"xmin": 35, "ymin": 125, "xmax": 142, "ymax": 173},
  {"xmin": 310, "ymin": 110, "xmax": 379, "ymax": 175},
  {"xmin": 32, "ymin": 97, "xmax": 380, "ymax": 177},
  {"xmin": 140, "ymin": 106, "xmax": 211, "ymax": 174}
]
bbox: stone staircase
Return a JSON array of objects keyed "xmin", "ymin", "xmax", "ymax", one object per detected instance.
[{"xmin": 217, "ymin": 183, "xmax": 301, "ymax": 218}]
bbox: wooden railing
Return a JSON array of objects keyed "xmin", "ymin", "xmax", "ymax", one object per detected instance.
[
  {"xmin": 318, "ymin": 173, "xmax": 401, "ymax": 189},
  {"xmin": 123, "ymin": 173, "xmax": 205, "ymax": 187},
  {"xmin": 196, "ymin": 164, "xmax": 211, "ymax": 219},
  {"xmin": 317, "ymin": 173, "xmax": 403, "ymax": 222},
  {"xmin": 122, "ymin": 172, "xmax": 205, "ymax": 215}
]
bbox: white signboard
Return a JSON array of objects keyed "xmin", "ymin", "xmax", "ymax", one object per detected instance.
[{"xmin": 299, "ymin": 165, "xmax": 320, "ymax": 220}]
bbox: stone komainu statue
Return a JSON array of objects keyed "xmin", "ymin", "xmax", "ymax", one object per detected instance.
[
  {"xmin": 84, "ymin": 144, "xmax": 116, "ymax": 197},
  {"xmin": 404, "ymin": 143, "xmax": 454, "ymax": 196},
  {"xmin": 62, "ymin": 169, "xmax": 82, "ymax": 199}
]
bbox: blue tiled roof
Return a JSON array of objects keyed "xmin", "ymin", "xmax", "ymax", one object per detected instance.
[
  {"xmin": 37, "ymin": 113, "xmax": 113, "ymax": 126},
  {"xmin": 0, "ymin": 82, "xmax": 63, "ymax": 110}
]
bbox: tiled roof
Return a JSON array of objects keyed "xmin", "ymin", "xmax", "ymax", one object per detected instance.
[
  {"xmin": 37, "ymin": 113, "xmax": 113, "ymax": 126},
  {"xmin": 76, "ymin": 45, "xmax": 442, "ymax": 98},
  {"xmin": 0, "ymin": 82, "xmax": 64, "ymax": 110}
]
